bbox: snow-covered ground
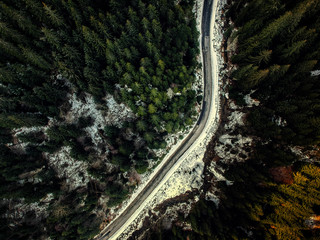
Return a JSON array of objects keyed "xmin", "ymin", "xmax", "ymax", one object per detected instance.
[
  {"xmin": 212, "ymin": 107, "xmax": 253, "ymax": 165},
  {"xmin": 290, "ymin": 146, "xmax": 320, "ymax": 164},
  {"xmin": 1, "ymin": 193, "xmax": 54, "ymax": 225},
  {"xmin": 66, "ymin": 93, "xmax": 135, "ymax": 149},
  {"xmin": 131, "ymin": 197, "xmax": 197, "ymax": 240},
  {"xmin": 45, "ymin": 146, "xmax": 90, "ymax": 191},
  {"xmin": 209, "ymin": 88, "xmax": 263, "ymax": 170},
  {"xmin": 6, "ymin": 91, "xmax": 137, "ymax": 226}
]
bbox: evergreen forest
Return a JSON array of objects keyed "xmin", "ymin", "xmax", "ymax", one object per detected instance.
[
  {"xmin": 0, "ymin": 0, "xmax": 200, "ymax": 239},
  {"xmin": 147, "ymin": 0, "xmax": 320, "ymax": 239}
]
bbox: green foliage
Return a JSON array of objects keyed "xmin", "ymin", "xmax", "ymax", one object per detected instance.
[
  {"xmin": 18, "ymin": 131, "xmax": 44, "ymax": 144},
  {"xmin": 146, "ymin": 1, "xmax": 320, "ymax": 240},
  {"xmin": 0, "ymin": 0, "xmax": 200, "ymax": 239},
  {"xmin": 105, "ymin": 182, "xmax": 129, "ymax": 207},
  {"xmin": 135, "ymin": 160, "xmax": 149, "ymax": 174},
  {"xmin": 231, "ymin": 0, "xmax": 320, "ymax": 145},
  {"xmin": 46, "ymin": 124, "xmax": 83, "ymax": 143},
  {"xmin": 47, "ymin": 191, "xmax": 101, "ymax": 240},
  {"xmin": 0, "ymin": 113, "xmax": 47, "ymax": 129},
  {"xmin": 111, "ymin": 154, "xmax": 131, "ymax": 172},
  {"xmin": 143, "ymin": 132, "xmax": 154, "ymax": 143},
  {"xmin": 103, "ymin": 125, "xmax": 119, "ymax": 138}
]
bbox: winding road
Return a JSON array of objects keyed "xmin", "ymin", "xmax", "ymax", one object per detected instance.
[{"xmin": 97, "ymin": 0, "xmax": 218, "ymax": 239}]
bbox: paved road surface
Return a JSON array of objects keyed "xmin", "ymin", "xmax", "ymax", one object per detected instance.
[{"xmin": 97, "ymin": 0, "xmax": 216, "ymax": 239}]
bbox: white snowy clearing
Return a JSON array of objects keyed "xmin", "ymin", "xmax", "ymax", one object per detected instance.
[
  {"xmin": 213, "ymin": 106, "xmax": 252, "ymax": 164},
  {"xmin": 11, "ymin": 91, "xmax": 136, "ymax": 191},
  {"xmin": 290, "ymin": 146, "xmax": 320, "ymax": 164},
  {"xmin": 45, "ymin": 146, "xmax": 90, "ymax": 191},
  {"xmin": 65, "ymin": 93, "xmax": 135, "ymax": 149},
  {"xmin": 2, "ymin": 193, "xmax": 54, "ymax": 223},
  {"xmin": 8, "ymin": 91, "xmax": 137, "ymax": 218}
]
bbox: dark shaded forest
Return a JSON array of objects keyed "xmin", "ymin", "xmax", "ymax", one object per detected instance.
[
  {"xmin": 0, "ymin": 0, "xmax": 200, "ymax": 239},
  {"xmin": 147, "ymin": 0, "xmax": 320, "ymax": 239}
]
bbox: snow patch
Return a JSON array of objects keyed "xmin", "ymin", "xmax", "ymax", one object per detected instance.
[
  {"xmin": 215, "ymin": 134, "xmax": 252, "ymax": 164},
  {"xmin": 226, "ymin": 110, "xmax": 245, "ymax": 129},
  {"xmin": 66, "ymin": 93, "xmax": 135, "ymax": 150},
  {"xmin": 119, "ymin": 198, "xmax": 197, "ymax": 240},
  {"xmin": 244, "ymin": 91, "xmax": 260, "ymax": 107},
  {"xmin": 205, "ymin": 190, "xmax": 220, "ymax": 206},
  {"xmin": 104, "ymin": 94, "xmax": 136, "ymax": 124},
  {"xmin": 272, "ymin": 115, "xmax": 287, "ymax": 127},
  {"xmin": 229, "ymin": 101, "xmax": 239, "ymax": 110},
  {"xmin": 1, "ymin": 193, "xmax": 54, "ymax": 225},
  {"xmin": 290, "ymin": 146, "xmax": 310, "ymax": 162},
  {"xmin": 12, "ymin": 126, "xmax": 47, "ymax": 137},
  {"xmin": 311, "ymin": 70, "xmax": 320, "ymax": 76},
  {"xmin": 45, "ymin": 146, "xmax": 90, "ymax": 191},
  {"xmin": 154, "ymin": 155, "xmax": 204, "ymax": 202},
  {"xmin": 208, "ymin": 161, "xmax": 227, "ymax": 181},
  {"xmin": 166, "ymin": 88, "xmax": 174, "ymax": 99},
  {"xmin": 4, "ymin": 201, "xmax": 48, "ymax": 220}
]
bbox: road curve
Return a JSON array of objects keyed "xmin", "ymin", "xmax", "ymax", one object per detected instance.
[{"xmin": 97, "ymin": 0, "xmax": 218, "ymax": 239}]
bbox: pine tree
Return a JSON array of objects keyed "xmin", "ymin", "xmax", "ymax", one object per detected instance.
[
  {"xmin": 143, "ymin": 132, "xmax": 154, "ymax": 143},
  {"xmin": 249, "ymin": 49, "xmax": 272, "ymax": 65},
  {"xmin": 0, "ymin": 21, "xmax": 24, "ymax": 44},
  {"xmin": 82, "ymin": 26, "xmax": 105, "ymax": 56},
  {"xmin": 0, "ymin": 39, "xmax": 22, "ymax": 61},
  {"xmin": 262, "ymin": 164, "xmax": 320, "ymax": 239},
  {"xmin": 42, "ymin": 2, "xmax": 64, "ymax": 27},
  {"xmin": 62, "ymin": 44, "xmax": 81, "ymax": 62},
  {"xmin": 90, "ymin": 16, "xmax": 110, "ymax": 39},
  {"xmin": 247, "ymin": 69, "xmax": 270, "ymax": 88},
  {"xmin": 41, "ymin": 27, "xmax": 61, "ymax": 49},
  {"xmin": 147, "ymin": 4, "xmax": 158, "ymax": 20},
  {"xmin": 281, "ymin": 40, "xmax": 306, "ymax": 60},
  {"xmin": 148, "ymin": 104, "xmax": 157, "ymax": 114},
  {"xmin": 0, "ymin": 2, "xmax": 39, "ymax": 37},
  {"xmin": 269, "ymin": 64, "xmax": 290, "ymax": 81},
  {"xmin": 0, "ymin": 113, "xmax": 47, "ymax": 129},
  {"xmin": 23, "ymin": 0, "xmax": 45, "ymax": 22},
  {"xmin": 136, "ymin": 120, "xmax": 147, "ymax": 132},
  {"xmin": 20, "ymin": 46, "xmax": 51, "ymax": 70},
  {"xmin": 150, "ymin": 115, "xmax": 161, "ymax": 126}
]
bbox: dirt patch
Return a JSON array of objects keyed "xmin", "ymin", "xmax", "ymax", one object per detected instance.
[{"xmin": 269, "ymin": 166, "xmax": 294, "ymax": 185}]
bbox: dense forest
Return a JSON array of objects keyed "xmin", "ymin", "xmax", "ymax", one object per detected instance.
[
  {"xmin": 0, "ymin": 0, "xmax": 200, "ymax": 239},
  {"xmin": 147, "ymin": 0, "xmax": 320, "ymax": 239}
]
